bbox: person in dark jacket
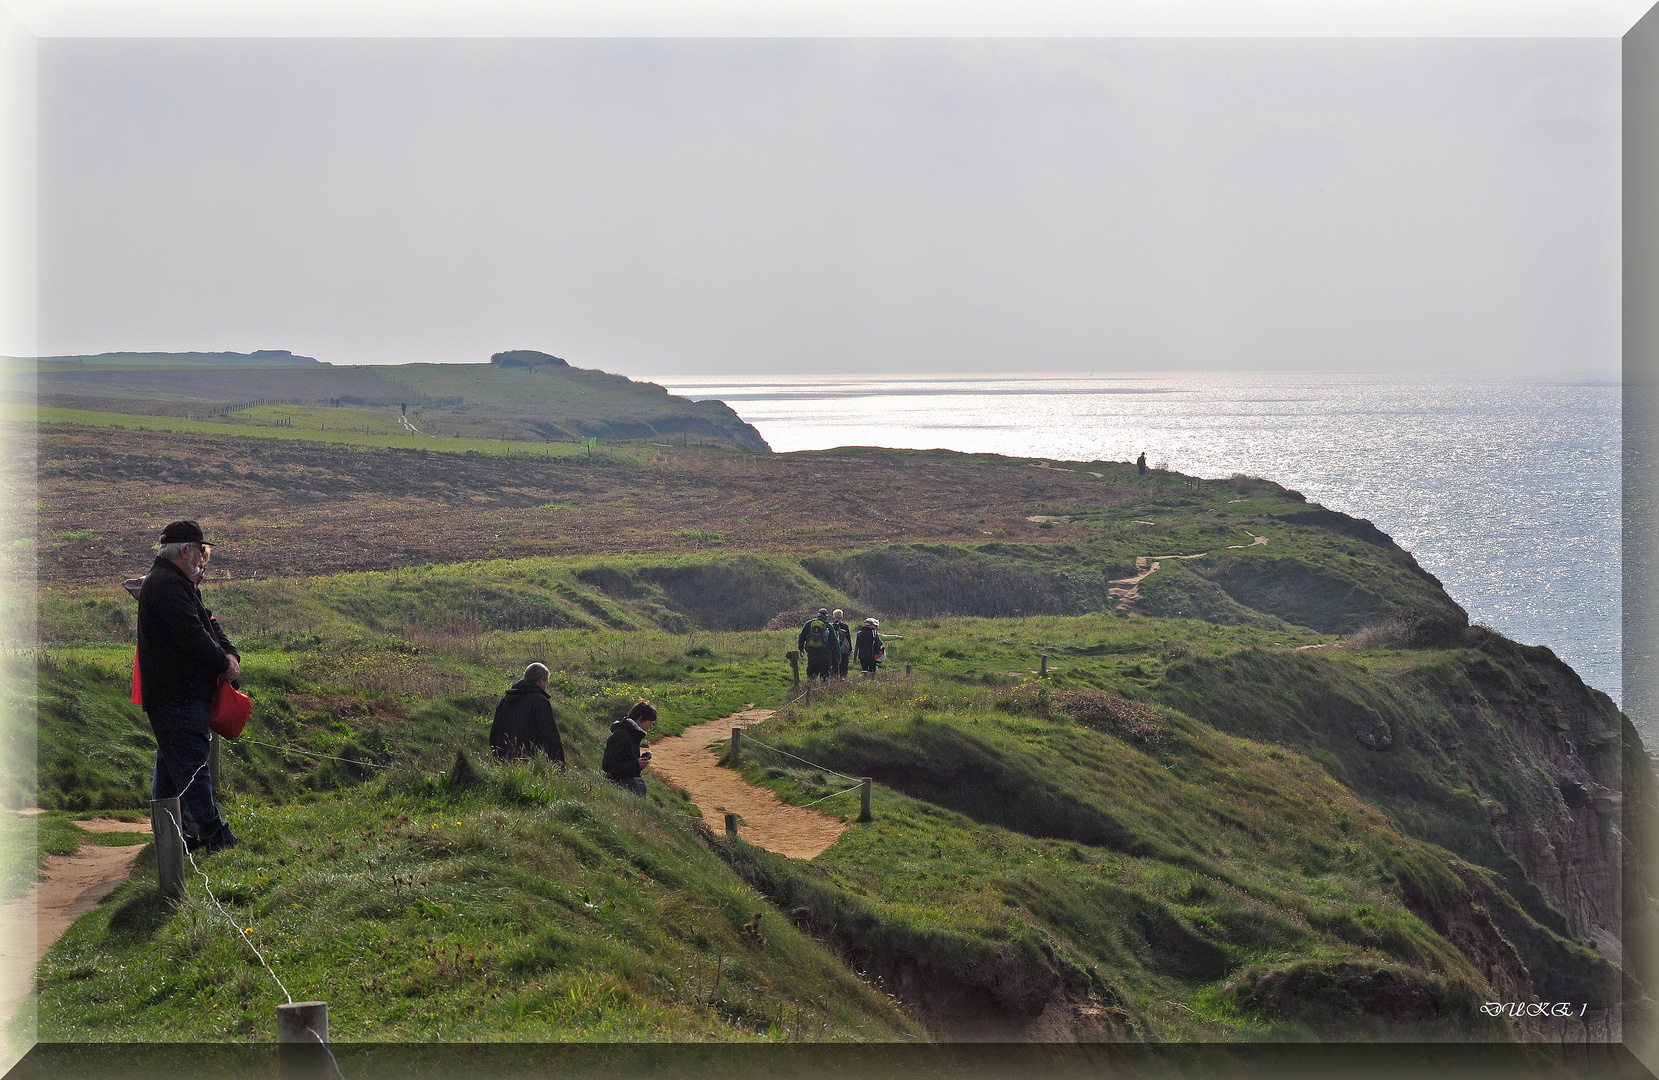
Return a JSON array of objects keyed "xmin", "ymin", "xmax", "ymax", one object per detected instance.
[
  {"xmin": 797, "ymin": 608, "xmax": 840, "ymax": 681},
  {"xmin": 136, "ymin": 520, "xmax": 239, "ymax": 852},
  {"xmin": 490, "ymin": 663, "xmax": 565, "ymax": 765},
  {"xmin": 853, "ymin": 618, "xmax": 884, "ymax": 674},
  {"xmin": 830, "ymin": 609, "xmax": 853, "ymax": 678},
  {"xmin": 602, "ymin": 701, "xmax": 657, "ymax": 795}
]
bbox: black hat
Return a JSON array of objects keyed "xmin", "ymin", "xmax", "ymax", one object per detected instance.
[{"xmin": 159, "ymin": 520, "xmax": 213, "ymax": 546}]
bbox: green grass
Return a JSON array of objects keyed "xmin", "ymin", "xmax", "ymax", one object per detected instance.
[
  {"xmin": 33, "ymin": 761, "xmax": 918, "ymax": 1043},
  {"xmin": 24, "ymin": 515, "xmax": 1640, "ymax": 1041},
  {"xmin": 23, "ymin": 356, "xmax": 771, "ymax": 450},
  {"xmin": 4, "ymin": 404, "xmax": 652, "ymax": 462}
]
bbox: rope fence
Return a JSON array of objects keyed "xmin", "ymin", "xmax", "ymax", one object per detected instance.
[
  {"xmin": 736, "ymin": 734, "xmax": 862, "ymax": 785},
  {"xmin": 160, "ymin": 799, "xmax": 294, "ymax": 1005},
  {"xmin": 154, "ymin": 758, "xmax": 346, "ymax": 1077},
  {"xmin": 236, "ymin": 738, "xmax": 390, "ymax": 769},
  {"xmin": 307, "ymin": 1026, "xmax": 346, "ymax": 1080},
  {"xmin": 741, "ymin": 782, "xmax": 864, "ymax": 821}
]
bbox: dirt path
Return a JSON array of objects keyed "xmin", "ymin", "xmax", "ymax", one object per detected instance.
[
  {"xmin": 0, "ymin": 818, "xmax": 150, "ymax": 1027},
  {"xmin": 649, "ymin": 709, "xmax": 850, "ymax": 860},
  {"xmin": 1106, "ymin": 535, "xmax": 1268, "ymax": 612}
]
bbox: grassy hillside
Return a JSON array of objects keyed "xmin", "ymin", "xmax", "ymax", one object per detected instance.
[
  {"xmin": 17, "ymin": 410, "xmax": 1652, "ymax": 1045},
  {"xmin": 20, "ymin": 355, "xmax": 770, "ymax": 451},
  {"xmin": 24, "ymin": 550, "xmax": 1647, "ymax": 1042},
  {"xmin": 35, "ymin": 765, "xmax": 917, "ymax": 1042}
]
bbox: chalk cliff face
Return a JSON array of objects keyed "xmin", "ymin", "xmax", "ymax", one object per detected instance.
[{"xmin": 1425, "ymin": 641, "xmax": 1657, "ymax": 979}]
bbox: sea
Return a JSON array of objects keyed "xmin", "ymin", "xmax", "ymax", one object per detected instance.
[{"xmin": 662, "ymin": 371, "xmax": 1622, "ymax": 714}]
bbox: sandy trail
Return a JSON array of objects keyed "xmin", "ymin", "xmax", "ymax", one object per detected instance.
[
  {"xmin": 649, "ymin": 709, "xmax": 851, "ymax": 860},
  {"xmin": 1105, "ymin": 535, "xmax": 1267, "ymax": 612},
  {"xmin": 0, "ymin": 818, "xmax": 150, "ymax": 1027}
]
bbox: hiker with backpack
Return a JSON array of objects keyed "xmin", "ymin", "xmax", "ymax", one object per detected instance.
[
  {"xmin": 830, "ymin": 609, "xmax": 854, "ymax": 678},
  {"xmin": 853, "ymin": 617, "xmax": 885, "ymax": 675},
  {"xmin": 490, "ymin": 662, "xmax": 566, "ymax": 765},
  {"xmin": 135, "ymin": 520, "xmax": 240, "ymax": 853},
  {"xmin": 602, "ymin": 700, "xmax": 657, "ymax": 795},
  {"xmin": 797, "ymin": 608, "xmax": 841, "ymax": 681}
]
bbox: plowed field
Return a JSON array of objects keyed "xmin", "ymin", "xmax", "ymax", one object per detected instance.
[{"xmin": 27, "ymin": 423, "xmax": 1142, "ymax": 586}]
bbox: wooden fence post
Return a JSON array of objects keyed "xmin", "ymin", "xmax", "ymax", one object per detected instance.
[
  {"xmin": 150, "ymin": 797, "xmax": 185, "ymax": 902},
  {"xmin": 787, "ymin": 650, "xmax": 800, "ymax": 692},
  {"xmin": 276, "ymin": 1000, "xmax": 331, "ymax": 1080},
  {"xmin": 859, "ymin": 778, "xmax": 873, "ymax": 823},
  {"xmin": 1040, "ymin": 655, "xmax": 1048, "ymax": 679},
  {"xmin": 725, "ymin": 812, "xmax": 740, "ymax": 837},
  {"xmin": 731, "ymin": 728, "xmax": 742, "ymax": 762}
]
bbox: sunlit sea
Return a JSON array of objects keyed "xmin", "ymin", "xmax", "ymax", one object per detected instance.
[{"xmin": 662, "ymin": 372, "xmax": 1621, "ymax": 711}]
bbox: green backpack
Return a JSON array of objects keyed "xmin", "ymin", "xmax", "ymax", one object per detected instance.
[{"xmin": 804, "ymin": 619, "xmax": 831, "ymax": 649}]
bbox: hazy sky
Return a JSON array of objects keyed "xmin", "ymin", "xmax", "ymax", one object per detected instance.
[{"xmin": 40, "ymin": 36, "xmax": 1620, "ymax": 376}]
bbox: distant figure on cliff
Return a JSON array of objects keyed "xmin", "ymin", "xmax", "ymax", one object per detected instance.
[
  {"xmin": 798, "ymin": 608, "xmax": 841, "ymax": 682},
  {"xmin": 136, "ymin": 520, "xmax": 240, "ymax": 854},
  {"xmin": 830, "ymin": 609, "xmax": 854, "ymax": 678},
  {"xmin": 490, "ymin": 662, "xmax": 565, "ymax": 766},
  {"xmin": 1137, "ymin": 452, "xmax": 1147, "ymax": 475},
  {"xmin": 603, "ymin": 701, "xmax": 657, "ymax": 795},
  {"xmin": 854, "ymin": 618, "xmax": 885, "ymax": 675}
]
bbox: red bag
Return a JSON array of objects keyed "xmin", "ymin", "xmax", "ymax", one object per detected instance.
[
  {"xmin": 210, "ymin": 679, "xmax": 252, "ymax": 739},
  {"xmin": 131, "ymin": 653, "xmax": 142, "ymax": 705}
]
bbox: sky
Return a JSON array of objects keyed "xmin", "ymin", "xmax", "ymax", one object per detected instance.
[{"xmin": 37, "ymin": 36, "xmax": 1621, "ymax": 377}]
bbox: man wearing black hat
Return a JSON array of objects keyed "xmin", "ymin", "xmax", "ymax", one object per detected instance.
[{"xmin": 136, "ymin": 520, "xmax": 240, "ymax": 852}]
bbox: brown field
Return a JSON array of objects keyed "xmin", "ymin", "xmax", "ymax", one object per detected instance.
[{"xmin": 30, "ymin": 423, "xmax": 1145, "ymax": 586}]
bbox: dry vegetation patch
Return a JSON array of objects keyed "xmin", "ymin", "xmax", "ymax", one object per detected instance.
[{"xmin": 32, "ymin": 425, "xmax": 1141, "ymax": 586}]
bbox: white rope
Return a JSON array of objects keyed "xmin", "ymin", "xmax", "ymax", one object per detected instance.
[
  {"xmin": 167, "ymin": 741, "xmax": 337, "ymax": 1069},
  {"xmin": 740, "ymin": 735, "xmax": 861, "ymax": 784},
  {"xmin": 308, "ymin": 1026, "xmax": 347, "ymax": 1079},
  {"xmin": 161, "ymin": 802, "xmax": 293, "ymax": 1005},
  {"xmin": 237, "ymin": 738, "xmax": 388, "ymax": 769},
  {"xmin": 744, "ymin": 782, "xmax": 864, "ymax": 820}
]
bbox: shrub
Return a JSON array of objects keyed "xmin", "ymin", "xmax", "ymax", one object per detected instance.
[
  {"xmin": 998, "ymin": 684, "xmax": 1166, "ymax": 748},
  {"xmin": 1349, "ymin": 610, "xmax": 1485, "ymax": 651}
]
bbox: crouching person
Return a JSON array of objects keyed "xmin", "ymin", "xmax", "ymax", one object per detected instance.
[
  {"xmin": 602, "ymin": 701, "xmax": 657, "ymax": 795},
  {"xmin": 136, "ymin": 520, "xmax": 239, "ymax": 853},
  {"xmin": 490, "ymin": 662, "xmax": 565, "ymax": 766}
]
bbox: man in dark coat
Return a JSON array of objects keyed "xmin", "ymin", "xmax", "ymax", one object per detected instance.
[
  {"xmin": 830, "ymin": 609, "xmax": 853, "ymax": 678},
  {"xmin": 797, "ymin": 608, "xmax": 840, "ymax": 682},
  {"xmin": 490, "ymin": 663, "xmax": 565, "ymax": 765},
  {"xmin": 602, "ymin": 701, "xmax": 657, "ymax": 795},
  {"xmin": 136, "ymin": 520, "xmax": 239, "ymax": 852}
]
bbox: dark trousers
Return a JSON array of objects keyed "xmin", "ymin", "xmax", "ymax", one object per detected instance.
[
  {"xmin": 609, "ymin": 775, "xmax": 648, "ymax": 796},
  {"xmin": 859, "ymin": 656, "xmax": 878, "ymax": 673},
  {"xmin": 147, "ymin": 698, "xmax": 234, "ymax": 846},
  {"xmin": 805, "ymin": 648, "xmax": 833, "ymax": 680}
]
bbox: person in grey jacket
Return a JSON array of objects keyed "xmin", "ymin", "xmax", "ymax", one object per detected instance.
[{"xmin": 136, "ymin": 520, "xmax": 239, "ymax": 853}]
